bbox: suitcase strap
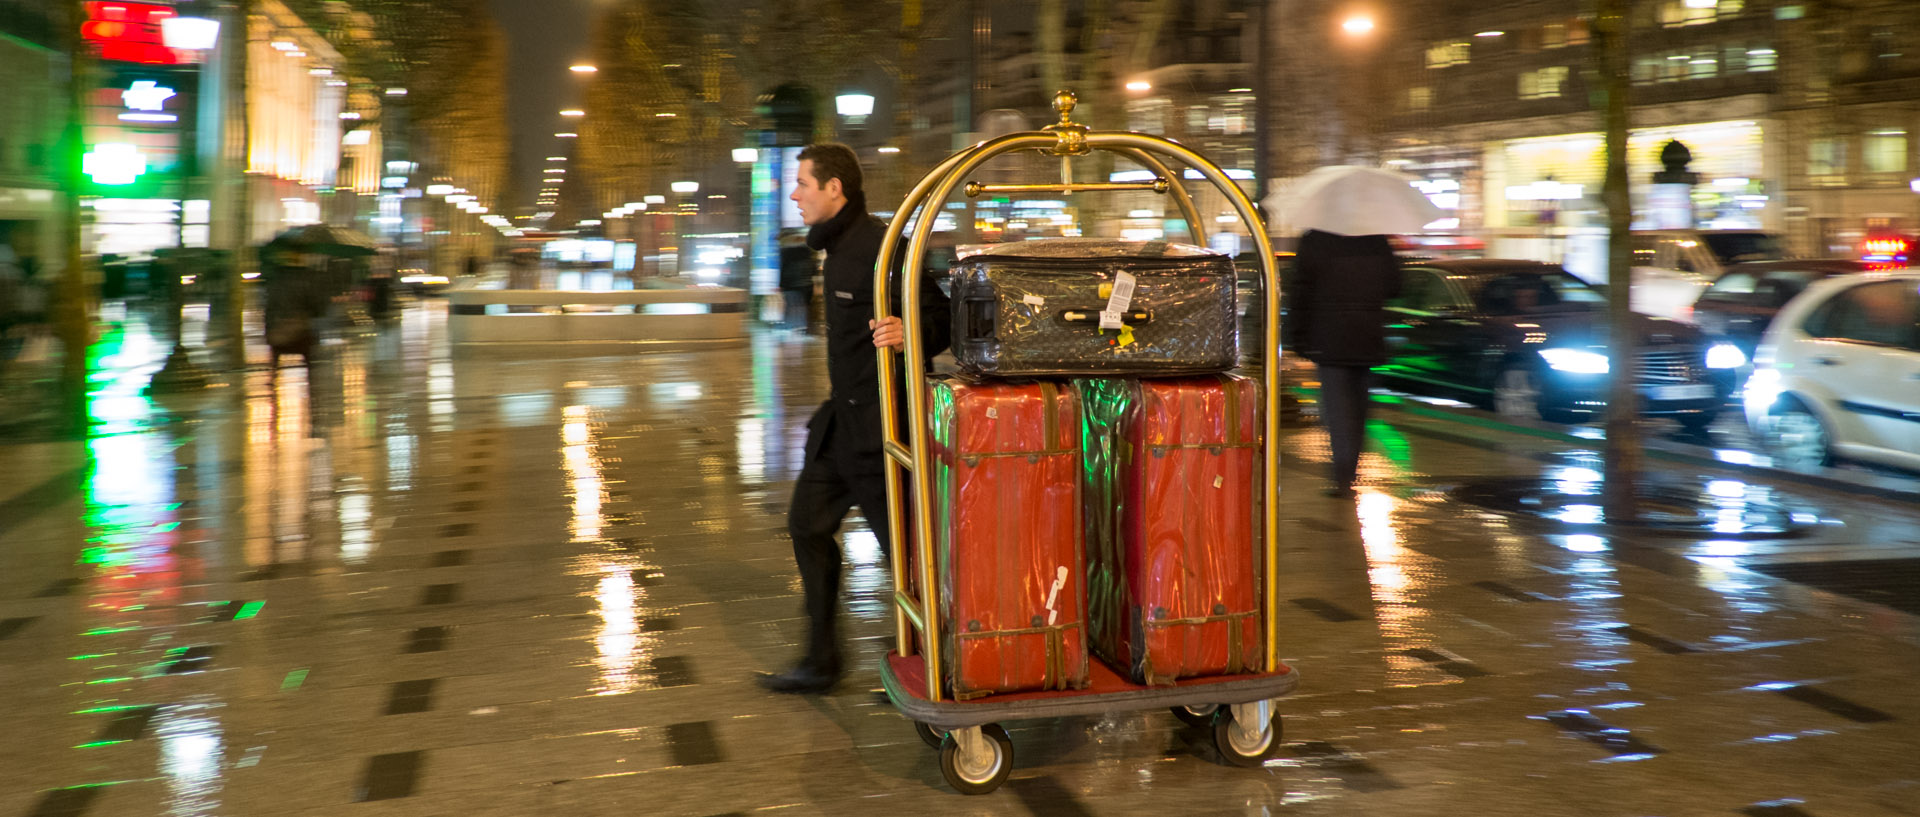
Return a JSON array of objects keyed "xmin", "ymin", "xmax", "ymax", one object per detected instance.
[
  {"xmin": 1142, "ymin": 610, "xmax": 1261, "ymax": 674},
  {"xmin": 954, "ymin": 621, "xmax": 1083, "ymax": 697}
]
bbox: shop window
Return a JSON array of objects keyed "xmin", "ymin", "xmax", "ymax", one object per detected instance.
[
  {"xmin": 1426, "ymin": 41, "xmax": 1470, "ymax": 69},
  {"xmin": 1807, "ymin": 138, "xmax": 1847, "ymax": 185},
  {"xmin": 1863, "ymin": 130, "xmax": 1907, "ymax": 175},
  {"xmin": 1519, "ymin": 66, "xmax": 1569, "ymax": 100}
]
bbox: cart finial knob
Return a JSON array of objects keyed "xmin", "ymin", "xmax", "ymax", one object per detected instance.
[{"xmin": 1053, "ymin": 90, "xmax": 1078, "ymax": 125}]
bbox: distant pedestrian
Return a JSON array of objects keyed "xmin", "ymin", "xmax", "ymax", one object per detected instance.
[
  {"xmin": 778, "ymin": 230, "xmax": 815, "ymax": 330},
  {"xmin": 261, "ymin": 242, "xmax": 327, "ymax": 370},
  {"xmin": 1287, "ymin": 229, "xmax": 1401, "ymax": 498},
  {"xmin": 758, "ymin": 143, "xmax": 951, "ymax": 695}
]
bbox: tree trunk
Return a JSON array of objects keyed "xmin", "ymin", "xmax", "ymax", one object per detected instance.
[{"xmin": 1596, "ymin": 0, "xmax": 1642, "ymax": 521}]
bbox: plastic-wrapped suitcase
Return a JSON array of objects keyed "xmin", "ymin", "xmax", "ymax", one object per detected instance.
[
  {"xmin": 928, "ymin": 377, "xmax": 1090, "ymax": 699},
  {"xmin": 950, "ymin": 239, "xmax": 1238, "ymax": 377},
  {"xmin": 1078, "ymin": 374, "xmax": 1264, "ymax": 686}
]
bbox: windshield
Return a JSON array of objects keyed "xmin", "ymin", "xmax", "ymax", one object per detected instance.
[
  {"xmin": 1701, "ymin": 233, "xmax": 1787, "ymax": 264},
  {"xmin": 1471, "ymin": 272, "xmax": 1608, "ymax": 314}
]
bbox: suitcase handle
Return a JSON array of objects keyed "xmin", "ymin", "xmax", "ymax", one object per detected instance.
[
  {"xmin": 962, "ymin": 296, "xmax": 997, "ymax": 341},
  {"xmin": 1058, "ymin": 308, "xmax": 1151, "ymax": 326}
]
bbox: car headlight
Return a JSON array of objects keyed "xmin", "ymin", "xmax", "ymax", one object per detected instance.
[
  {"xmin": 1706, "ymin": 342, "xmax": 1747, "ymax": 369},
  {"xmin": 1743, "ymin": 367, "xmax": 1783, "ymax": 414},
  {"xmin": 1539, "ymin": 348, "xmax": 1609, "ymax": 374}
]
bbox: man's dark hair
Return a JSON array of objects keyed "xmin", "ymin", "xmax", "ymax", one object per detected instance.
[{"xmin": 797, "ymin": 142, "xmax": 863, "ymax": 199}]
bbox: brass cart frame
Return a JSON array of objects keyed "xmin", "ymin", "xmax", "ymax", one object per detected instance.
[{"xmin": 871, "ymin": 91, "xmax": 1296, "ymax": 794}]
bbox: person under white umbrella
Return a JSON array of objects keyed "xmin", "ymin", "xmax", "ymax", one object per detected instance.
[{"xmin": 1267, "ymin": 166, "xmax": 1441, "ymax": 497}]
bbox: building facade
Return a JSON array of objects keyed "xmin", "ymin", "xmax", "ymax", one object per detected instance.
[{"xmin": 1354, "ymin": 0, "xmax": 1920, "ymax": 262}]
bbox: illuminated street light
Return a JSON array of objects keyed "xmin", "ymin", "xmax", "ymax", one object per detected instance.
[
  {"xmin": 1475, "ymin": 30, "xmax": 1504, "ymax": 37},
  {"xmin": 560, "ymin": 109, "xmax": 585, "ymax": 117},
  {"xmin": 671, "ymin": 181, "xmax": 699, "ymax": 194},
  {"xmin": 1342, "ymin": 15, "xmax": 1375, "ymax": 35},
  {"xmin": 160, "ymin": 17, "xmax": 220, "ymax": 50},
  {"xmin": 644, "ymin": 195, "xmax": 665, "ymax": 204},
  {"xmin": 547, "ymin": 156, "xmax": 567, "ymax": 162},
  {"xmin": 555, "ymin": 132, "xmax": 577, "ymax": 138},
  {"xmin": 1125, "ymin": 80, "xmax": 1152, "ymax": 92},
  {"xmin": 732, "ymin": 148, "xmax": 758, "ymax": 163},
  {"xmin": 835, "ymin": 93, "xmax": 875, "ymax": 118},
  {"xmin": 570, "ymin": 64, "xmax": 597, "ymax": 73},
  {"xmin": 876, "ymin": 146, "xmax": 901, "ymax": 154}
]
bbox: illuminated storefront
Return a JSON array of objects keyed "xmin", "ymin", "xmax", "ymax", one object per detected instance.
[
  {"xmin": 245, "ymin": 0, "xmax": 363, "ymax": 243},
  {"xmin": 1485, "ymin": 120, "xmax": 1769, "ymax": 232}
]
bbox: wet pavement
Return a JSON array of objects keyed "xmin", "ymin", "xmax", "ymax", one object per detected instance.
[{"xmin": 3, "ymin": 297, "xmax": 1918, "ymax": 816}]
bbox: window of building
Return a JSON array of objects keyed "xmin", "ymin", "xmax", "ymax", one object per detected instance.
[
  {"xmin": 1659, "ymin": 0, "xmax": 1742, "ymax": 27},
  {"xmin": 1406, "ymin": 86, "xmax": 1433, "ymax": 111},
  {"xmin": 1808, "ymin": 138, "xmax": 1847, "ymax": 184},
  {"xmin": 1689, "ymin": 54, "xmax": 1719, "ymax": 79},
  {"xmin": 1775, "ymin": 4, "xmax": 1804, "ymax": 19},
  {"xmin": 1519, "ymin": 66, "xmax": 1570, "ymax": 100},
  {"xmin": 1426, "ymin": 41, "xmax": 1470, "ymax": 69},
  {"xmin": 1746, "ymin": 47, "xmax": 1777, "ymax": 71},
  {"xmin": 1864, "ymin": 130, "xmax": 1908, "ymax": 175},
  {"xmin": 1542, "ymin": 23, "xmax": 1567, "ymax": 48},
  {"xmin": 1567, "ymin": 19, "xmax": 1591, "ymax": 45}
]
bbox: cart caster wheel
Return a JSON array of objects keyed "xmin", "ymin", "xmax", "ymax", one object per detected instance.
[
  {"xmin": 939, "ymin": 723, "xmax": 1013, "ymax": 795},
  {"xmin": 914, "ymin": 721, "xmax": 946, "ymax": 749},
  {"xmin": 1171, "ymin": 704, "xmax": 1220, "ymax": 728},
  {"xmin": 1212, "ymin": 701, "xmax": 1282, "ymax": 768}
]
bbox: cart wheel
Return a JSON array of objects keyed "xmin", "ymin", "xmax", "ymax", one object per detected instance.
[
  {"xmin": 939, "ymin": 723, "xmax": 1013, "ymax": 795},
  {"xmin": 914, "ymin": 721, "xmax": 946, "ymax": 749},
  {"xmin": 1171, "ymin": 704, "xmax": 1220, "ymax": 728},
  {"xmin": 1212, "ymin": 701, "xmax": 1282, "ymax": 768}
]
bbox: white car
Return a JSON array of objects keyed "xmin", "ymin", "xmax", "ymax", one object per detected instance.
[
  {"xmin": 1629, "ymin": 229, "xmax": 1791, "ymax": 322},
  {"xmin": 1744, "ymin": 271, "xmax": 1920, "ymax": 471}
]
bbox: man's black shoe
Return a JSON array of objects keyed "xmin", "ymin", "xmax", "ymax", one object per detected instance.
[{"xmin": 755, "ymin": 665, "xmax": 840, "ymax": 694}]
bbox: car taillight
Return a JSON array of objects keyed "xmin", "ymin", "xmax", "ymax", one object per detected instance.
[{"xmin": 1676, "ymin": 303, "xmax": 1693, "ymax": 323}]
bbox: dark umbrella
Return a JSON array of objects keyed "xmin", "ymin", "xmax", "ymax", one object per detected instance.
[{"xmin": 267, "ymin": 223, "xmax": 381, "ymax": 257}]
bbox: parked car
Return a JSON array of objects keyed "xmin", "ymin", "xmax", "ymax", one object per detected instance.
[
  {"xmin": 1378, "ymin": 259, "xmax": 1745, "ymax": 430},
  {"xmin": 1689, "ymin": 259, "xmax": 1872, "ymax": 356},
  {"xmin": 1743, "ymin": 271, "xmax": 1920, "ymax": 471},
  {"xmin": 1624, "ymin": 229, "xmax": 1792, "ymax": 321}
]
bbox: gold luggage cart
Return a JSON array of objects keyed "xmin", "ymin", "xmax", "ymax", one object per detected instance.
[{"xmin": 872, "ymin": 91, "xmax": 1296, "ymax": 794}]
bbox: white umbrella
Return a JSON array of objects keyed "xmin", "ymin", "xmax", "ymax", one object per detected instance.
[{"xmin": 1263, "ymin": 165, "xmax": 1443, "ymax": 237}]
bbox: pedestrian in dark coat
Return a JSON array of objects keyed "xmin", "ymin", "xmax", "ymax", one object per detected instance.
[
  {"xmin": 1287, "ymin": 229, "xmax": 1401, "ymax": 497},
  {"xmin": 759, "ymin": 143, "xmax": 952, "ymax": 694},
  {"xmin": 778, "ymin": 231, "xmax": 816, "ymax": 329}
]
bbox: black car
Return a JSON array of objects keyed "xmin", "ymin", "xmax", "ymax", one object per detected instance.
[
  {"xmin": 1688, "ymin": 259, "xmax": 1871, "ymax": 356},
  {"xmin": 1377, "ymin": 259, "xmax": 1745, "ymax": 430}
]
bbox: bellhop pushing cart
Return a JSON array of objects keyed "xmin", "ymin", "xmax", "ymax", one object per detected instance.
[{"xmin": 872, "ymin": 91, "xmax": 1298, "ymax": 795}]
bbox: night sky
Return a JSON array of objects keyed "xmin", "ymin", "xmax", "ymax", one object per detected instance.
[{"xmin": 485, "ymin": 0, "xmax": 596, "ymax": 216}]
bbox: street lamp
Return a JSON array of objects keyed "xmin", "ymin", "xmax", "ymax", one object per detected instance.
[{"xmin": 1341, "ymin": 14, "xmax": 1375, "ymax": 35}]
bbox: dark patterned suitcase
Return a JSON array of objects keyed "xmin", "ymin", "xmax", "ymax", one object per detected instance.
[
  {"xmin": 950, "ymin": 239, "xmax": 1238, "ymax": 377},
  {"xmin": 928, "ymin": 377, "xmax": 1090, "ymax": 699},
  {"xmin": 1079, "ymin": 374, "xmax": 1264, "ymax": 686}
]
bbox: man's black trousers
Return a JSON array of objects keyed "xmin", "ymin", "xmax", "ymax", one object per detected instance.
[
  {"xmin": 786, "ymin": 450, "xmax": 891, "ymax": 671},
  {"xmin": 1318, "ymin": 364, "xmax": 1374, "ymax": 490}
]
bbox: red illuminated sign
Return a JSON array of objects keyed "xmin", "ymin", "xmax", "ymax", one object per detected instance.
[{"xmin": 81, "ymin": 2, "xmax": 181, "ymax": 65}]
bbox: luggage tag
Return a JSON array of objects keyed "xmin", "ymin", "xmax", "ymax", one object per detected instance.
[
  {"xmin": 1098, "ymin": 272, "xmax": 1136, "ymax": 331},
  {"xmin": 1043, "ymin": 565, "xmax": 1069, "ymax": 625}
]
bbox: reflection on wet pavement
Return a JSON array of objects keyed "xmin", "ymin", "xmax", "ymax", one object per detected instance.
[{"xmin": 2, "ymin": 301, "xmax": 1918, "ymax": 816}]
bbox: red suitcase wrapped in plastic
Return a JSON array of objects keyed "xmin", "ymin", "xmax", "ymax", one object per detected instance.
[
  {"xmin": 1079, "ymin": 375, "xmax": 1264, "ymax": 686},
  {"xmin": 928, "ymin": 377, "xmax": 1090, "ymax": 699}
]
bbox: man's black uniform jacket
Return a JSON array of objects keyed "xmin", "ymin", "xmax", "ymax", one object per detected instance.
[{"xmin": 804, "ymin": 195, "xmax": 953, "ymax": 474}]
